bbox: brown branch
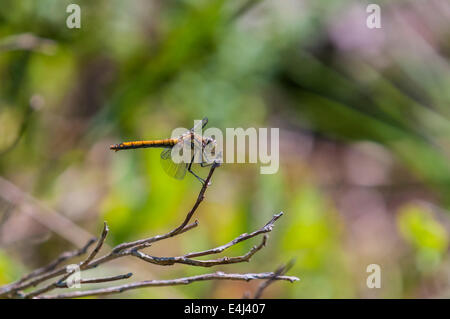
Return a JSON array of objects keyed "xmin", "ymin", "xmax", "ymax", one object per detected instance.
[
  {"xmin": 20, "ymin": 224, "xmax": 110, "ymax": 298},
  {"xmin": 80, "ymin": 222, "xmax": 109, "ymax": 269},
  {"xmin": 0, "ymin": 237, "xmax": 96, "ymax": 297},
  {"xmin": 0, "ymin": 161, "xmax": 214, "ymax": 297},
  {"xmin": 0, "ymin": 219, "xmax": 199, "ymax": 298},
  {"xmin": 0, "ymin": 160, "xmax": 299, "ymax": 299},
  {"xmin": 128, "ymin": 213, "xmax": 283, "ymax": 267},
  {"xmin": 24, "ymin": 211, "xmax": 287, "ymax": 298},
  {"xmin": 0, "ymin": 163, "xmax": 218, "ymax": 298},
  {"xmin": 184, "ymin": 212, "xmax": 283, "ymax": 258},
  {"xmin": 169, "ymin": 162, "xmax": 220, "ymax": 236},
  {"xmin": 230, "ymin": 0, "xmax": 263, "ymax": 21},
  {"xmin": 111, "ymin": 161, "xmax": 220, "ymax": 254},
  {"xmin": 110, "ymin": 220, "xmax": 199, "ymax": 254},
  {"xmin": 36, "ymin": 271, "xmax": 298, "ymax": 299}
]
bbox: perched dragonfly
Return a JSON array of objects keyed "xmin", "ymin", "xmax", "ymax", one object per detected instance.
[{"xmin": 110, "ymin": 118, "xmax": 219, "ymax": 184}]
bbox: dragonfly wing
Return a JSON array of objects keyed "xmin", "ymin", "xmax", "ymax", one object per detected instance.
[
  {"xmin": 160, "ymin": 147, "xmax": 187, "ymax": 180},
  {"xmin": 160, "ymin": 148, "xmax": 172, "ymax": 160},
  {"xmin": 190, "ymin": 117, "xmax": 208, "ymax": 132}
]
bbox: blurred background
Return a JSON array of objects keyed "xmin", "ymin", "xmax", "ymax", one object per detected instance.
[{"xmin": 1, "ymin": 0, "xmax": 450, "ymax": 298}]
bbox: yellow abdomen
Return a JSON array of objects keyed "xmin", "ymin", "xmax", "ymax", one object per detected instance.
[{"xmin": 110, "ymin": 138, "xmax": 178, "ymax": 151}]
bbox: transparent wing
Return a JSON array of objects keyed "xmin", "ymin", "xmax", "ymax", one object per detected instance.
[
  {"xmin": 160, "ymin": 147, "xmax": 187, "ymax": 180},
  {"xmin": 190, "ymin": 117, "xmax": 208, "ymax": 132}
]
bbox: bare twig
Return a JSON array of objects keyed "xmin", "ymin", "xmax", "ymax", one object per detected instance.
[
  {"xmin": 0, "ymin": 218, "xmax": 199, "ymax": 298},
  {"xmin": 0, "ymin": 95, "xmax": 41, "ymax": 157},
  {"xmin": 185, "ymin": 212, "xmax": 283, "ymax": 258},
  {"xmin": 110, "ymin": 220, "xmax": 199, "ymax": 254},
  {"xmin": 108, "ymin": 163, "xmax": 220, "ymax": 255},
  {"xmin": 0, "ymin": 33, "xmax": 56, "ymax": 53},
  {"xmin": 0, "ymin": 176, "xmax": 99, "ymax": 247},
  {"xmin": 56, "ymin": 273, "xmax": 133, "ymax": 288},
  {"xmin": 132, "ymin": 235, "xmax": 267, "ymax": 267},
  {"xmin": 0, "ymin": 163, "xmax": 218, "ymax": 298},
  {"xmin": 169, "ymin": 161, "xmax": 220, "ymax": 236},
  {"xmin": 0, "ymin": 170, "xmax": 206, "ymax": 298},
  {"xmin": 36, "ymin": 271, "xmax": 298, "ymax": 299}
]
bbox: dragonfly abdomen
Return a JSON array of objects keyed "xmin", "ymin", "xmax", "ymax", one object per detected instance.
[{"xmin": 110, "ymin": 138, "xmax": 178, "ymax": 151}]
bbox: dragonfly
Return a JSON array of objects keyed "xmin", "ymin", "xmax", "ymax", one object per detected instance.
[{"xmin": 110, "ymin": 118, "xmax": 219, "ymax": 184}]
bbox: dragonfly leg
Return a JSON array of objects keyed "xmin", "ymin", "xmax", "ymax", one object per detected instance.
[
  {"xmin": 188, "ymin": 156, "xmax": 206, "ymax": 185},
  {"xmin": 200, "ymin": 150, "xmax": 221, "ymax": 167}
]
